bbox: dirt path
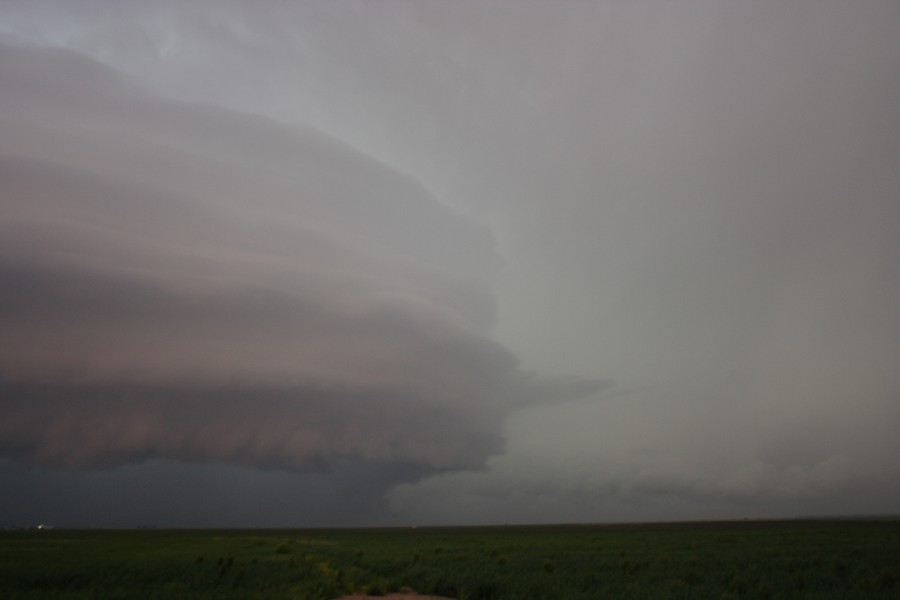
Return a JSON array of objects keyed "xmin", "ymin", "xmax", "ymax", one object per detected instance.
[{"xmin": 332, "ymin": 594, "xmax": 455, "ymax": 600}]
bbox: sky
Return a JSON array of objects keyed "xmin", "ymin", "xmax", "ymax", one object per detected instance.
[{"xmin": 0, "ymin": 0, "xmax": 898, "ymax": 527}]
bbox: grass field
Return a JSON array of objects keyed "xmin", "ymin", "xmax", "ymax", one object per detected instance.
[{"xmin": 1, "ymin": 519, "xmax": 898, "ymax": 599}]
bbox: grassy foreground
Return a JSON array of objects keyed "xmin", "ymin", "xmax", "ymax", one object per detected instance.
[{"xmin": 1, "ymin": 520, "xmax": 898, "ymax": 599}]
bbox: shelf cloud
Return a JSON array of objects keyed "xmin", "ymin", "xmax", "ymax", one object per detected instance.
[
  {"xmin": 1, "ymin": 1, "xmax": 897, "ymax": 526},
  {"xmin": 0, "ymin": 44, "xmax": 601, "ymax": 477}
]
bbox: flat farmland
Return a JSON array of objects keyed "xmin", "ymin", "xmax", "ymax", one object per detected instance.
[{"xmin": 1, "ymin": 519, "xmax": 898, "ymax": 599}]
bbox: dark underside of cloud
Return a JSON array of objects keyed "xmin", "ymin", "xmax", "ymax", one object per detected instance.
[{"xmin": 0, "ymin": 43, "xmax": 601, "ymax": 479}]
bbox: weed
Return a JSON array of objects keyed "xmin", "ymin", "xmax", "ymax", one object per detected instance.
[{"xmin": 275, "ymin": 541, "xmax": 292, "ymax": 554}]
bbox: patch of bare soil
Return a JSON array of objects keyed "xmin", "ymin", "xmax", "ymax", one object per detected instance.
[{"xmin": 331, "ymin": 594, "xmax": 455, "ymax": 600}]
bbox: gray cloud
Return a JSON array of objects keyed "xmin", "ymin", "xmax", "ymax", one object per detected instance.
[
  {"xmin": 0, "ymin": 458, "xmax": 423, "ymax": 528},
  {"xmin": 1, "ymin": 1, "xmax": 898, "ymax": 526},
  {"xmin": 0, "ymin": 43, "xmax": 598, "ymax": 479}
]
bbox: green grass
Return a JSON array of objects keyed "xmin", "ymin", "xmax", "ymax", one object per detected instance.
[{"xmin": 1, "ymin": 519, "xmax": 898, "ymax": 599}]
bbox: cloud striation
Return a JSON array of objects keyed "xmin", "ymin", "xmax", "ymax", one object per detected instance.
[{"xmin": 0, "ymin": 43, "xmax": 598, "ymax": 477}]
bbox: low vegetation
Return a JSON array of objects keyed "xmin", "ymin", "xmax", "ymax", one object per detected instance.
[{"xmin": 1, "ymin": 519, "xmax": 898, "ymax": 599}]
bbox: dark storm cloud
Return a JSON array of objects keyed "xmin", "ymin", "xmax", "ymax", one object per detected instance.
[
  {"xmin": 0, "ymin": 458, "xmax": 426, "ymax": 528},
  {"xmin": 2, "ymin": 0, "xmax": 897, "ymax": 526},
  {"xmin": 0, "ymin": 43, "xmax": 597, "ymax": 476}
]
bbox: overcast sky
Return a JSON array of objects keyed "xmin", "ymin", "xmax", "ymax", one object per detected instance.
[{"xmin": 1, "ymin": 0, "xmax": 898, "ymax": 527}]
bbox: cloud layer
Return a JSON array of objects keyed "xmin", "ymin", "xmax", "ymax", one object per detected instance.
[
  {"xmin": 1, "ymin": 1, "xmax": 898, "ymax": 526},
  {"xmin": 0, "ymin": 43, "xmax": 596, "ymax": 475}
]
